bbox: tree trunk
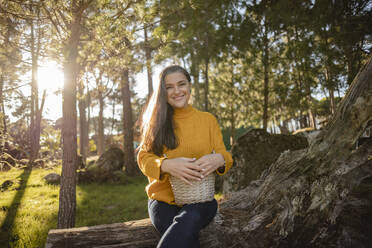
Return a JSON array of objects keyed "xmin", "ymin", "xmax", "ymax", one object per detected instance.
[
  {"xmin": 190, "ymin": 53, "xmax": 201, "ymax": 109},
  {"xmin": 33, "ymin": 89, "xmax": 46, "ymax": 161},
  {"xmin": 111, "ymin": 93, "xmax": 116, "ymax": 135},
  {"xmin": 47, "ymin": 56, "xmax": 372, "ymax": 247},
  {"xmin": 329, "ymin": 86, "xmax": 336, "ymax": 115},
  {"xmin": 262, "ymin": 20, "xmax": 269, "ymax": 131},
  {"xmin": 97, "ymin": 87, "xmax": 105, "ymax": 156},
  {"xmin": 0, "ymin": 18, "xmax": 11, "ymax": 136},
  {"xmin": 121, "ymin": 69, "xmax": 136, "ymax": 176},
  {"xmin": 28, "ymin": 10, "xmax": 39, "ymax": 167},
  {"xmin": 0, "ymin": 76, "xmax": 5, "ymax": 155},
  {"xmin": 87, "ymin": 84, "xmax": 91, "ymax": 153},
  {"xmin": 204, "ymin": 57, "xmax": 209, "ymax": 112},
  {"xmin": 323, "ymin": 32, "xmax": 336, "ymax": 116},
  {"xmin": 144, "ymin": 27, "xmax": 153, "ymax": 98},
  {"xmin": 58, "ymin": 3, "xmax": 83, "ymax": 229},
  {"xmin": 229, "ymin": 104, "xmax": 235, "ymax": 147},
  {"xmin": 78, "ymin": 79, "xmax": 88, "ymax": 164},
  {"xmin": 30, "ymin": 2, "xmax": 44, "ymax": 167},
  {"xmin": 0, "ymin": 76, "xmax": 6, "ymax": 132}
]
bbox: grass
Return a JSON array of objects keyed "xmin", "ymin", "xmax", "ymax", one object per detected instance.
[{"xmin": 0, "ymin": 166, "xmax": 148, "ymax": 248}]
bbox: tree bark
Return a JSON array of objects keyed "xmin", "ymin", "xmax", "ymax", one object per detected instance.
[
  {"xmin": 87, "ymin": 84, "xmax": 91, "ymax": 152},
  {"xmin": 204, "ymin": 56, "xmax": 209, "ymax": 112},
  {"xmin": 190, "ymin": 52, "xmax": 201, "ymax": 109},
  {"xmin": 97, "ymin": 90, "xmax": 105, "ymax": 156},
  {"xmin": 144, "ymin": 27, "xmax": 153, "ymax": 99},
  {"xmin": 262, "ymin": 19, "xmax": 269, "ymax": 131},
  {"xmin": 95, "ymin": 70, "xmax": 105, "ymax": 156},
  {"xmin": 121, "ymin": 69, "xmax": 136, "ymax": 176},
  {"xmin": 58, "ymin": 2, "xmax": 84, "ymax": 229},
  {"xmin": 110, "ymin": 92, "xmax": 116, "ymax": 135},
  {"xmin": 28, "ymin": 5, "xmax": 42, "ymax": 166},
  {"xmin": 0, "ymin": 76, "xmax": 5, "ymax": 155},
  {"xmin": 47, "ymin": 56, "xmax": 372, "ymax": 246},
  {"xmin": 78, "ymin": 79, "xmax": 88, "ymax": 164},
  {"xmin": 229, "ymin": 102, "xmax": 236, "ymax": 147},
  {"xmin": 0, "ymin": 77, "xmax": 6, "ymax": 133}
]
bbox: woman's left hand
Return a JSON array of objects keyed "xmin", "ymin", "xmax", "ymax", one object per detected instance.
[{"xmin": 194, "ymin": 153, "xmax": 225, "ymax": 177}]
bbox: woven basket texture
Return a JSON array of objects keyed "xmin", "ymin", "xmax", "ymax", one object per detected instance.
[{"xmin": 170, "ymin": 173, "xmax": 215, "ymax": 205}]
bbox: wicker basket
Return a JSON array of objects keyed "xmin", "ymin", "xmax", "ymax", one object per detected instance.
[{"xmin": 170, "ymin": 173, "xmax": 215, "ymax": 205}]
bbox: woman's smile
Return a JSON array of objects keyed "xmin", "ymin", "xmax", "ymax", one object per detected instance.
[{"xmin": 173, "ymin": 95, "xmax": 185, "ymax": 101}]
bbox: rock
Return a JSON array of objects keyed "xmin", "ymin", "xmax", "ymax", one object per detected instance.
[
  {"xmin": 96, "ymin": 146, "xmax": 124, "ymax": 172},
  {"xmin": 44, "ymin": 173, "xmax": 60, "ymax": 184},
  {"xmin": 0, "ymin": 180, "xmax": 13, "ymax": 191},
  {"xmin": 223, "ymin": 129, "xmax": 308, "ymax": 193},
  {"xmin": 77, "ymin": 170, "xmax": 93, "ymax": 183},
  {"xmin": 76, "ymin": 147, "xmax": 125, "ymax": 183},
  {"xmin": 77, "ymin": 166, "xmax": 127, "ymax": 184}
]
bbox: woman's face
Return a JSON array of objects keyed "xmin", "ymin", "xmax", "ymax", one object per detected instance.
[{"xmin": 164, "ymin": 72, "xmax": 191, "ymax": 109}]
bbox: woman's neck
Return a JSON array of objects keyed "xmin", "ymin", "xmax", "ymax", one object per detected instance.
[{"xmin": 173, "ymin": 105, "xmax": 194, "ymax": 119}]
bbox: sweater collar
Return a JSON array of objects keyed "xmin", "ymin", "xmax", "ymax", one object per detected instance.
[{"xmin": 173, "ymin": 105, "xmax": 195, "ymax": 119}]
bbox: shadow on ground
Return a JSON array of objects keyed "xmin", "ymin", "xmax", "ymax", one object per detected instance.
[{"xmin": 0, "ymin": 169, "xmax": 31, "ymax": 246}]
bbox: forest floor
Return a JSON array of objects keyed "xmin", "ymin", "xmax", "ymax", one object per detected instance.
[{"xmin": 0, "ymin": 164, "xmax": 148, "ymax": 248}]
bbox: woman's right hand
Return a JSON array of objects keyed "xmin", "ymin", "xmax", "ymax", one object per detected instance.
[{"xmin": 161, "ymin": 157, "xmax": 204, "ymax": 185}]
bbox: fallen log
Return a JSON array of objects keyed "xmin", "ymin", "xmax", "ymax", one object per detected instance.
[
  {"xmin": 45, "ymin": 217, "xmax": 221, "ymax": 248},
  {"xmin": 46, "ymin": 55, "xmax": 372, "ymax": 248},
  {"xmin": 45, "ymin": 219, "xmax": 158, "ymax": 248}
]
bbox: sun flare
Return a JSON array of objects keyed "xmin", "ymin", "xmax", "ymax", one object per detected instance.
[
  {"xmin": 37, "ymin": 61, "xmax": 64, "ymax": 92},
  {"xmin": 36, "ymin": 60, "xmax": 64, "ymax": 121}
]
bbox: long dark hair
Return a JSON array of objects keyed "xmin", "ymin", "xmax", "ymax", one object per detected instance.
[{"xmin": 139, "ymin": 65, "xmax": 191, "ymax": 156}]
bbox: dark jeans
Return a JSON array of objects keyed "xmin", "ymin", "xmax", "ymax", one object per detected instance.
[{"xmin": 148, "ymin": 198, "xmax": 218, "ymax": 248}]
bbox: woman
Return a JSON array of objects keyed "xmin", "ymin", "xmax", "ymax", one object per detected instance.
[{"xmin": 137, "ymin": 65, "xmax": 233, "ymax": 248}]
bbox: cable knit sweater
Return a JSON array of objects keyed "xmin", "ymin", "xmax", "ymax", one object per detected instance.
[{"xmin": 137, "ymin": 105, "xmax": 233, "ymax": 205}]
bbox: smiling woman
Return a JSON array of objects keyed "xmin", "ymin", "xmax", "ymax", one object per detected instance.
[{"xmin": 37, "ymin": 61, "xmax": 64, "ymax": 92}]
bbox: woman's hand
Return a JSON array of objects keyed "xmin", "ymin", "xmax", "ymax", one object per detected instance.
[
  {"xmin": 194, "ymin": 153, "xmax": 225, "ymax": 177},
  {"xmin": 161, "ymin": 157, "xmax": 204, "ymax": 185}
]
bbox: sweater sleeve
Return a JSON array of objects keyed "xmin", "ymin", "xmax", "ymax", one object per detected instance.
[
  {"xmin": 137, "ymin": 147, "xmax": 167, "ymax": 181},
  {"xmin": 210, "ymin": 115, "xmax": 233, "ymax": 176}
]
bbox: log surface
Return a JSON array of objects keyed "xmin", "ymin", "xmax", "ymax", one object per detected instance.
[
  {"xmin": 45, "ymin": 219, "xmax": 159, "ymax": 248},
  {"xmin": 45, "ymin": 218, "xmax": 221, "ymax": 248}
]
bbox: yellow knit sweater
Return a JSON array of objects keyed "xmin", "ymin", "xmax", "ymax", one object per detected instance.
[{"xmin": 137, "ymin": 105, "xmax": 233, "ymax": 205}]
